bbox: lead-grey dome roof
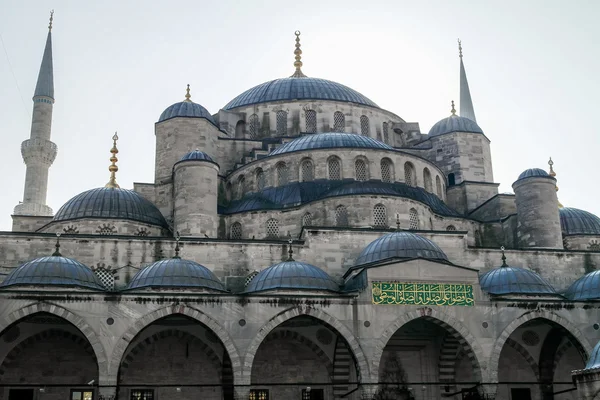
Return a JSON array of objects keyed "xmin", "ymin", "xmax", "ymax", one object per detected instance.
[
  {"xmin": 127, "ymin": 258, "xmax": 226, "ymax": 291},
  {"xmin": 560, "ymin": 207, "xmax": 600, "ymax": 236},
  {"xmin": 245, "ymin": 260, "xmax": 339, "ymax": 293},
  {"xmin": 270, "ymin": 132, "xmax": 392, "ymax": 156},
  {"xmin": 428, "ymin": 115, "xmax": 483, "ymax": 137},
  {"xmin": 517, "ymin": 168, "xmax": 550, "ymax": 180},
  {"xmin": 479, "ymin": 265, "xmax": 557, "ymax": 296},
  {"xmin": 159, "ymin": 100, "xmax": 216, "ymax": 124},
  {"xmin": 355, "ymin": 231, "xmax": 448, "ymax": 266},
  {"xmin": 564, "ymin": 270, "xmax": 600, "ymax": 301}
]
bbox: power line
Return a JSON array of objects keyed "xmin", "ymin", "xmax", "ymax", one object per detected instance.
[{"xmin": 0, "ymin": 30, "xmax": 30, "ymax": 123}]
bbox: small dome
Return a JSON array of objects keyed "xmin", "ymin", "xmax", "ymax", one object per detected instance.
[
  {"xmin": 245, "ymin": 260, "xmax": 339, "ymax": 293},
  {"xmin": 127, "ymin": 258, "xmax": 226, "ymax": 291},
  {"xmin": 479, "ymin": 266, "xmax": 557, "ymax": 296},
  {"xmin": 564, "ymin": 270, "xmax": 600, "ymax": 301},
  {"xmin": 0, "ymin": 256, "xmax": 104, "ymax": 290},
  {"xmin": 54, "ymin": 187, "xmax": 168, "ymax": 228},
  {"xmin": 560, "ymin": 207, "xmax": 600, "ymax": 235},
  {"xmin": 224, "ymin": 77, "xmax": 379, "ymax": 110},
  {"xmin": 180, "ymin": 150, "xmax": 214, "ymax": 162},
  {"xmin": 159, "ymin": 101, "xmax": 216, "ymax": 124},
  {"xmin": 270, "ymin": 132, "xmax": 393, "ymax": 156},
  {"xmin": 517, "ymin": 168, "xmax": 550, "ymax": 180},
  {"xmin": 428, "ymin": 115, "xmax": 483, "ymax": 137},
  {"xmin": 355, "ymin": 231, "xmax": 448, "ymax": 266},
  {"xmin": 584, "ymin": 340, "xmax": 600, "ymax": 370}
]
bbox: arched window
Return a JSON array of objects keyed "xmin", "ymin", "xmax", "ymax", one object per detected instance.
[
  {"xmin": 231, "ymin": 222, "xmax": 243, "ymax": 239},
  {"xmin": 245, "ymin": 271, "xmax": 259, "ymax": 287},
  {"xmin": 360, "ymin": 115, "xmax": 370, "ymax": 136},
  {"xmin": 436, "ymin": 176, "xmax": 443, "ymax": 198},
  {"xmin": 236, "ymin": 175, "xmax": 246, "ymax": 199},
  {"xmin": 256, "ymin": 168, "xmax": 266, "ymax": 190},
  {"xmin": 409, "ymin": 208, "xmax": 419, "ymax": 230},
  {"xmin": 404, "ymin": 162, "xmax": 416, "ymax": 187},
  {"xmin": 423, "ymin": 168, "xmax": 433, "ymax": 192},
  {"xmin": 446, "ymin": 225, "xmax": 456, "ymax": 231},
  {"xmin": 276, "ymin": 110, "xmax": 288, "ymax": 136},
  {"xmin": 335, "ymin": 205, "xmax": 348, "ymax": 227},
  {"xmin": 305, "ymin": 109, "xmax": 317, "ymax": 133},
  {"xmin": 373, "ymin": 204, "xmax": 387, "ymax": 227},
  {"xmin": 355, "ymin": 159, "xmax": 368, "ymax": 181},
  {"xmin": 333, "ymin": 111, "xmax": 345, "ymax": 132},
  {"xmin": 300, "ymin": 159, "xmax": 314, "ymax": 182},
  {"xmin": 383, "ymin": 122, "xmax": 389, "ymax": 144},
  {"xmin": 381, "ymin": 158, "xmax": 394, "ymax": 183},
  {"xmin": 328, "ymin": 157, "xmax": 341, "ymax": 180},
  {"xmin": 276, "ymin": 162, "xmax": 289, "ymax": 186},
  {"xmin": 448, "ymin": 173, "xmax": 456, "ymax": 186},
  {"xmin": 302, "ymin": 212, "xmax": 313, "ymax": 227},
  {"xmin": 266, "ymin": 218, "xmax": 279, "ymax": 238},
  {"xmin": 248, "ymin": 114, "xmax": 259, "ymax": 139},
  {"xmin": 235, "ymin": 120, "xmax": 245, "ymax": 138},
  {"xmin": 376, "ymin": 130, "xmax": 382, "ymax": 141}
]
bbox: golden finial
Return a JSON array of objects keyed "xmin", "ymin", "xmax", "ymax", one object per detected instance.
[
  {"xmin": 105, "ymin": 132, "xmax": 120, "ymax": 189},
  {"xmin": 184, "ymin": 84, "xmax": 191, "ymax": 102},
  {"xmin": 290, "ymin": 30, "xmax": 307, "ymax": 78},
  {"xmin": 48, "ymin": 10, "xmax": 54, "ymax": 31},
  {"xmin": 458, "ymin": 38, "xmax": 463, "ymax": 58},
  {"xmin": 450, "ymin": 100, "xmax": 457, "ymax": 116},
  {"xmin": 500, "ymin": 246, "xmax": 507, "ymax": 267},
  {"xmin": 548, "ymin": 157, "xmax": 564, "ymax": 208}
]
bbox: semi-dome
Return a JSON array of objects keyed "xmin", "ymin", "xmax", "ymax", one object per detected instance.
[
  {"xmin": 564, "ymin": 270, "xmax": 600, "ymax": 301},
  {"xmin": 224, "ymin": 77, "xmax": 379, "ymax": 110},
  {"xmin": 0, "ymin": 256, "xmax": 104, "ymax": 290},
  {"xmin": 355, "ymin": 231, "xmax": 448, "ymax": 266},
  {"xmin": 560, "ymin": 207, "xmax": 600, "ymax": 236},
  {"xmin": 428, "ymin": 115, "xmax": 483, "ymax": 137},
  {"xmin": 54, "ymin": 187, "xmax": 169, "ymax": 228},
  {"xmin": 270, "ymin": 132, "xmax": 393, "ymax": 156},
  {"xmin": 180, "ymin": 149, "xmax": 215, "ymax": 163},
  {"xmin": 517, "ymin": 168, "xmax": 550, "ymax": 180},
  {"xmin": 245, "ymin": 260, "xmax": 339, "ymax": 293},
  {"xmin": 479, "ymin": 265, "xmax": 557, "ymax": 296},
  {"xmin": 584, "ymin": 340, "xmax": 600, "ymax": 370},
  {"xmin": 127, "ymin": 258, "xmax": 226, "ymax": 291},
  {"xmin": 159, "ymin": 100, "xmax": 216, "ymax": 124}
]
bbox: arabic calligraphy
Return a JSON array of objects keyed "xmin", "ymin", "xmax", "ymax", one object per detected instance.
[{"xmin": 372, "ymin": 282, "xmax": 474, "ymax": 306}]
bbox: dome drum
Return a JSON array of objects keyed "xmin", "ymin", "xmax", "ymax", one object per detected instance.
[{"xmin": 39, "ymin": 219, "xmax": 165, "ymax": 237}]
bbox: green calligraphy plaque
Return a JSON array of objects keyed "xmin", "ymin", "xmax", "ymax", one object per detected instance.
[{"xmin": 372, "ymin": 282, "xmax": 474, "ymax": 306}]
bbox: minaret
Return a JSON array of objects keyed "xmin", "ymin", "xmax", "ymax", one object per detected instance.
[
  {"xmin": 458, "ymin": 39, "xmax": 477, "ymax": 122},
  {"xmin": 13, "ymin": 11, "xmax": 58, "ymax": 217}
]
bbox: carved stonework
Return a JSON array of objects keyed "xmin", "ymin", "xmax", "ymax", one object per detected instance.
[
  {"xmin": 96, "ymin": 224, "xmax": 116, "ymax": 235},
  {"xmin": 63, "ymin": 225, "xmax": 79, "ymax": 234},
  {"xmin": 135, "ymin": 227, "xmax": 150, "ymax": 237}
]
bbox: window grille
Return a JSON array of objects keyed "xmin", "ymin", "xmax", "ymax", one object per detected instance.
[
  {"xmin": 436, "ymin": 176, "xmax": 443, "ymax": 198},
  {"xmin": 276, "ymin": 163, "xmax": 288, "ymax": 186},
  {"xmin": 249, "ymin": 390, "xmax": 269, "ymax": 400},
  {"xmin": 302, "ymin": 212, "xmax": 313, "ymax": 227},
  {"xmin": 130, "ymin": 390, "xmax": 154, "ymax": 400},
  {"xmin": 305, "ymin": 110, "xmax": 317, "ymax": 133},
  {"xmin": 134, "ymin": 227, "xmax": 149, "ymax": 237},
  {"xmin": 589, "ymin": 240, "xmax": 600, "ymax": 250},
  {"xmin": 248, "ymin": 114, "xmax": 259, "ymax": 139},
  {"xmin": 256, "ymin": 169, "xmax": 266, "ymax": 190},
  {"xmin": 96, "ymin": 224, "xmax": 116, "ymax": 235},
  {"xmin": 373, "ymin": 204, "xmax": 387, "ymax": 227},
  {"xmin": 94, "ymin": 268, "xmax": 114, "ymax": 290},
  {"xmin": 333, "ymin": 111, "xmax": 345, "ymax": 132},
  {"xmin": 383, "ymin": 122, "xmax": 389, "ymax": 143},
  {"xmin": 328, "ymin": 157, "xmax": 341, "ymax": 180},
  {"xmin": 335, "ymin": 205, "xmax": 348, "ymax": 227},
  {"xmin": 446, "ymin": 225, "xmax": 457, "ymax": 231},
  {"xmin": 423, "ymin": 168, "xmax": 433, "ymax": 192},
  {"xmin": 355, "ymin": 159, "xmax": 368, "ymax": 181},
  {"xmin": 63, "ymin": 225, "xmax": 79, "ymax": 234},
  {"xmin": 245, "ymin": 271, "xmax": 259, "ymax": 287},
  {"xmin": 360, "ymin": 115, "xmax": 370, "ymax": 136},
  {"xmin": 300, "ymin": 159, "xmax": 314, "ymax": 182},
  {"xmin": 266, "ymin": 219, "xmax": 279, "ymax": 238},
  {"xmin": 404, "ymin": 163, "xmax": 415, "ymax": 187},
  {"xmin": 381, "ymin": 159, "xmax": 393, "ymax": 183},
  {"xmin": 231, "ymin": 222, "xmax": 242, "ymax": 239},
  {"xmin": 276, "ymin": 110, "xmax": 287, "ymax": 135},
  {"xmin": 409, "ymin": 208, "xmax": 419, "ymax": 230}
]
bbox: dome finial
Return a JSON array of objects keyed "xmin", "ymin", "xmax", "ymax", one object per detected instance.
[
  {"xmin": 105, "ymin": 132, "xmax": 120, "ymax": 189},
  {"xmin": 287, "ymin": 237, "xmax": 294, "ymax": 261},
  {"xmin": 290, "ymin": 30, "xmax": 307, "ymax": 78},
  {"xmin": 458, "ymin": 38, "xmax": 462, "ymax": 58},
  {"xmin": 500, "ymin": 246, "xmax": 507, "ymax": 267},
  {"xmin": 52, "ymin": 232, "xmax": 62, "ymax": 256},
  {"xmin": 174, "ymin": 231, "xmax": 181, "ymax": 259},
  {"xmin": 548, "ymin": 157, "xmax": 564, "ymax": 208},
  {"xmin": 184, "ymin": 84, "xmax": 191, "ymax": 102},
  {"xmin": 48, "ymin": 10, "xmax": 54, "ymax": 31},
  {"xmin": 450, "ymin": 100, "xmax": 457, "ymax": 116}
]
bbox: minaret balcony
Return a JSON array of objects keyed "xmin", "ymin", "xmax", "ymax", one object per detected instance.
[{"xmin": 21, "ymin": 138, "xmax": 57, "ymax": 166}]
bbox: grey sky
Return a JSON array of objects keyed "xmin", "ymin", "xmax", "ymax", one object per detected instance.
[{"xmin": 1, "ymin": 0, "xmax": 598, "ymax": 231}]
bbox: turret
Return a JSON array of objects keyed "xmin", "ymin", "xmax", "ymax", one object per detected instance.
[
  {"xmin": 13, "ymin": 12, "xmax": 58, "ymax": 220},
  {"xmin": 173, "ymin": 150, "xmax": 219, "ymax": 237},
  {"xmin": 512, "ymin": 168, "xmax": 562, "ymax": 248}
]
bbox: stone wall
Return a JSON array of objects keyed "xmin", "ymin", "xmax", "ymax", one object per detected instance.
[
  {"xmin": 11, "ymin": 215, "xmax": 53, "ymax": 233},
  {"xmin": 469, "ymin": 194, "xmax": 516, "ymax": 222}
]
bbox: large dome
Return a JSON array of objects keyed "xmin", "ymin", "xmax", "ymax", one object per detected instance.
[
  {"xmin": 54, "ymin": 187, "xmax": 169, "ymax": 228},
  {"xmin": 564, "ymin": 270, "xmax": 600, "ymax": 301},
  {"xmin": 479, "ymin": 265, "xmax": 557, "ymax": 296},
  {"xmin": 560, "ymin": 207, "xmax": 600, "ymax": 236},
  {"xmin": 428, "ymin": 115, "xmax": 483, "ymax": 137},
  {"xmin": 223, "ymin": 77, "xmax": 379, "ymax": 110},
  {"xmin": 270, "ymin": 132, "xmax": 393, "ymax": 156},
  {"xmin": 355, "ymin": 231, "xmax": 448, "ymax": 266},
  {"xmin": 127, "ymin": 258, "xmax": 226, "ymax": 291},
  {"xmin": 0, "ymin": 256, "xmax": 104, "ymax": 290},
  {"xmin": 245, "ymin": 260, "xmax": 339, "ymax": 293}
]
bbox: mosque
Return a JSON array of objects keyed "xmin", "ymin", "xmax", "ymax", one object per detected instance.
[{"xmin": 3, "ymin": 12, "xmax": 600, "ymax": 400}]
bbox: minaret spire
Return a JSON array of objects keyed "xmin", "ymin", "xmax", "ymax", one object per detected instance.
[
  {"xmin": 13, "ymin": 11, "xmax": 58, "ymax": 219},
  {"xmin": 458, "ymin": 39, "xmax": 477, "ymax": 122},
  {"xmin": 290, "ymin": 30, "xmax": 307, "ymax": 78}
]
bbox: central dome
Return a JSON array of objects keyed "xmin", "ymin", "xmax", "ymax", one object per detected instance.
[
  {"xmin": 223, "ymin": 77, "xmax": 379, "ymax": 110},
  {"xmin": 270, "ymin": 132, "xmax": 393, "ymax": 156}
]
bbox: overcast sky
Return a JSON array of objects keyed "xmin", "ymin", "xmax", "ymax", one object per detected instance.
[{"xmin": 0, "ymin": 0, "xmax": 598, "ymax": 231}]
